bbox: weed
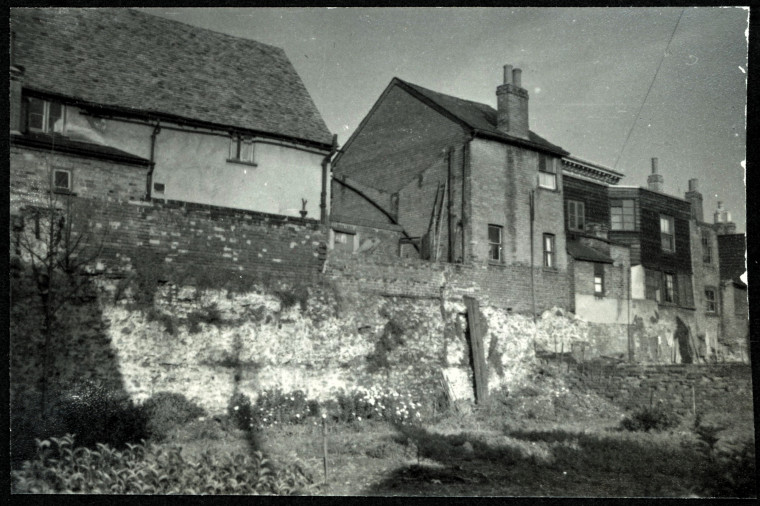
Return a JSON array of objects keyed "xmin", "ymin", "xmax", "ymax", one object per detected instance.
[
  {"xmin": 620, "ymin": 405, "xmax": 680, "ymax": 432},
  {"xmin": 186, "ymin": 303, "xmax": 223, "ymax": 333},
  {"xmin": 145, "ymin": 307, "xmax": 176, "ymax": 335}
]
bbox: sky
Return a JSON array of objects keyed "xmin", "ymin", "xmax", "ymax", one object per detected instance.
[{"xmin": 141, "ymin": 7, "xmax": 748, "ymax": 233}]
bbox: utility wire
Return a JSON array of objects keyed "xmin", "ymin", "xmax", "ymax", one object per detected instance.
[{"xmin": 613, "ymin": 8, "xmax": 686, "ymax": 170}]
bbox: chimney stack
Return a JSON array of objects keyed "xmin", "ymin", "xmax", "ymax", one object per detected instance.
[
  {"xmin": 684, "ymin": 178, "xmax": 704, "ymax": 222},
  {"xmin": 647, "ymin": 157, "xmax": 663, "ymax": 192},
  {"xmin": 496, "ymin": 64, "xmax": 529, "ymax": 140},
  {"xmin": 713, "ymin": 201, "xmax": 737, "ymax": 235}
]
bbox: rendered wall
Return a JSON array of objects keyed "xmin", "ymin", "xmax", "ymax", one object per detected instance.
[{"xmin": 60, "ymin": 107, "xmax": 328, "ymax": 218}]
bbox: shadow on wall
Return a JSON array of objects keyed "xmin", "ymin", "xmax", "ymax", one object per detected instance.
[{"xmin": 9, "ymin": 256, "xmax": 136, "ymax": 467}]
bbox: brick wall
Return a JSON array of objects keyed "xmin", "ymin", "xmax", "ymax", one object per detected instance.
[
  {"xmin": 11, "ymin": 196, "xmax": 328, "ymax": 284},
  {"xmin": 565, "ymin": 363, "xmax": 753, "ymax": 415},
  {"xmin": 11, "ymin": 144, "xmax": 148, "ymax": 204},
  {"xmin": 326, "ymin": 254, "xmax": 569, "ymax": 313},
  {"xmin": 468, "ymin": 139, "xmax": 567, "ymax": 270}
]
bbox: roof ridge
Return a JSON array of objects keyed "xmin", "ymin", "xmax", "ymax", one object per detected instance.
[{"xmin": 398, "ymin": 78, "xmax": 494, "ymax": 110}]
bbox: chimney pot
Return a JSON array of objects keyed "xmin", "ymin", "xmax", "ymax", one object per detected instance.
[
  {"xmin": 503, "ymin": 64, "xmax": 513, "ymax": 85},
  {"xmin": 512, "ymin": 68, "xmax": 522, "ymax": 88},
  {"xmin": 688, "ymin": 178, "xmax": 698, "ymax": 192},
  {"xmin": 651, "ymin": 157, "xmax": 659, "ymax": 174}
]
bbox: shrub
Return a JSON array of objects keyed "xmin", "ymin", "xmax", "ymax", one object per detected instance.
[
  {"xmin": 620, "ymin": 405, "xmax": 681, "ymax": 432},
  {"xmin": 11, "ymin": 435, "xmax": 314, "ymax": 494},
  {"xmin": 142, "ymin": 392, "xmax": 206, "ymax": 441},
  {"xmin": 53, "ymin": 382, "xmax": 150, "ymax": 449}
]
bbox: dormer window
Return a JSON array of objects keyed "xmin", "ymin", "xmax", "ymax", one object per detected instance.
[
  {"xmin": 228, "ymin": 135, "xmax": 257, "ymax": 165},
  {"xmin": 27, "ymin": 97, "xmax": 65, "ymax": 134}
]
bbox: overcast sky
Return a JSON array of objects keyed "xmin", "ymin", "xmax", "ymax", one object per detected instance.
[{"xmin": 141, "ymin": 7, "xmax": 748, "ymax": 233}]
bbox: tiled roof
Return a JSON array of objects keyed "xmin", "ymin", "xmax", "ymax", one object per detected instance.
[
  {"xmin": 12, "ymin": 132, "xmax": 150, "ymax": 166},
  {"xmin": 11, "ymin": 8, "xmax": 332, "ymax": 147},
  {"xmin": 398, "ymin": 79, "xmax": 568, "ymax": 156},
  {"xmin": 566, "ymin": 240, "xmax": 614, "ymax": 264}
]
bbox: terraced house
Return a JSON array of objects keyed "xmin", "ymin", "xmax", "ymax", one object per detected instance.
[
  {"xmin": 10, "ymin": 8, "xmax": 334, "ymax": 220},
  {"xmin": 330, "ymin": 66, "xmax": 748, "ymax": 363}
]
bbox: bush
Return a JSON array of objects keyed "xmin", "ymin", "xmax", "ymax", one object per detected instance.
[
  {"xmin": 620, "ymin": 405, "xmax": 681, "ymax": 432},
  {"xmin": 12, "ymin": 383, "xmax": 149, "ymax": 467},
  {"xmin": 11, "ymin": 435, "xmax": 314, "ymax": 494},
  {"xmin": 142, "ymin": 392, "xmax": 206, "ymax": 441}
]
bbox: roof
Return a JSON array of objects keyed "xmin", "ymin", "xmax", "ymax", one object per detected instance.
[
  {"xmin": 11, "ymin": 8, "xmax": 332, "ymax": 147},
  {"xmin": 397, "ymin": 79, "xmax": 568, "ymax": 156},
  {"xmin": 562, "ymin": 155, "xmax": 623, "ymax": 185},
  {"xmin": 566, "ymin": 240, "xmax": 614, "ymax": 264},
  {"xmin": 12, "ymin": 132, "xmax": 150, "ymax": 166}
]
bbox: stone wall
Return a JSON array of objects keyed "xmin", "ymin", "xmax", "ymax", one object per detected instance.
[{"xmin": 564, "ymin": 363, "xmax": 753, "ymax": 415}]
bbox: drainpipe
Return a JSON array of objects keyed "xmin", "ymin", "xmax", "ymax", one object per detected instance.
[
  {"xmin": 146, "ymin": 120, "xmax": 161, "ymax": 200},
  {"xmin": 461, "ymin": 140, "xmax": 470, "ymax": 263},
  {"xmin": 320, "ymin": 134, "xmax": 338, "ymax": 225},
  {"xmin": 530, "ymin": 188, "xmax": 536, "ymax": 319},
  {"xmin": 447, "ymin": 147, "xmax": 454, "ymax": 263}
]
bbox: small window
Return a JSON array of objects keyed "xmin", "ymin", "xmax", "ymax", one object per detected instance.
[
  {"xmin": 593, "ymin": 262, "xmax": 604, "ymax": 296},
  {"xmin": 663, "ymin": 273, "xmax": 675, "ymax": 303},
  {"xmin": 704, "ymin": 288, "xmax": 717, "ymax": 314},
  {"xmin": 538, "ymin": 154, "xmax": 557, "ymax": 190},
  {"xmin": 610, "ymin": 199, "xmax": 635, "ymax": 230},
  {"xmin": 332, "ymin": 230, "xmax": 356, "ymax": 254},
  {"xmin": 702, "ymin": 232, "xmax": 712, "ymax": 263},
  {"xmin": 543, "ymin": 233, "xmax": 555, "ymax": 268},
  {"xmin": 567, "ymin": 200, "xmax": 585, "ymax": 232},
  {"xmin": 53, "ymin": 169, "xmax": 71, "ymax": 192},
  {"xmin": 660, "ymin": 215, "xmax": 675, "ymax": 252},
  {"xmin": 153, "ymin": 182, "xmax": 165, "ymax": 194},
  {"xmin": 27, "ymin": 97, "xmax": 65, "ymax": 134},
  {"xmin": 488, "ymin": 225, "xmax": 502, "ymax": 262},
  {"xmin": 228, "ymin": 135, "xmax": 256, "ymax": 164}
]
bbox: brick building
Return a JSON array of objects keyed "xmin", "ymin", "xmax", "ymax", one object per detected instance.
[
  {"xmin": 715, "ymin": 224, "xmax": 749, "ymax": 360},
  {"xmin": 10, "ymin": 8, "xmax": 334, "ymax": 220},
  {"xmin": 331, "ymin": 66, "xmax": 571, "ymax": 311}
]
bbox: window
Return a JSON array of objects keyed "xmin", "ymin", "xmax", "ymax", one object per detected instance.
[
  {"xmin": 27, "ymin": 97, "xmax": 65, "ymax": 134},
  {"xmin": 543, "ymin": 234, "xmax": 555, "ymax": 268},
  {"xmin": 228, "ymin": 135, "xmax": 256, "ymax": 164},
  {"xmin": 332, "ymin": 230, "xmax": 356, "ymax": 254},
  {"xmin": 660, "ymin": 215, "xmax": 675, "ymax": 252},
  {"xmin": 53, "ymin": 169, "xmax": 71, "ymax": 192},
  {"xmin": 153, "ymin": 182, "xmax": 165, "ymax": 194},
  {"xmin": 567, "ymin": 200, "xmax": 585, "ymax": 232},
  {"xmin": 702, "ymin": 232, "xmax": 712, "ymax": 263},
  {"xmin": 610, "ymin": 199, "xmax": 635, "ymax": 230},
  {"xmin": 593, "ymin": 262, "xmax": 604, "ymax": 296},
  {"xmin": 663, "ymin": 273, "xmax": 675, "ymax": 303},
  {"xmin": 645, "ymin": 268, "xmax": 661, "ymax": 302},
  {"xmin": 538, "ymin": 154, "xmax": 557, "ymax": 190},
  {"xmin": 488, "ymin": 225, "xmax": 502, "ymax": 262},
  {"xmin": 704, "ymin": 288, "xmax": 717, "ymax": 314}
]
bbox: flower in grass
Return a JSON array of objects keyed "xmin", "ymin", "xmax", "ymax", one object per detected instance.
[
  {"xmin": 357, "ymin": 416, "xmax": 362, "ymax": 421},
  {"xmin": 234, "ymin": 406, "xmax": 239, "ymax": 411}
]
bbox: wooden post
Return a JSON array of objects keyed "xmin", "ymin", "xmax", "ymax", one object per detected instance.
[
  {"xmin": 560, "ymin": 341, "xmax": 565, "ymax": 374},
  {"xmin": 463, "ymin": 296, "xmax": 488, "ymax": 404},
  {"xmin": 691, "ymin": 385, "xmax": 696, "ymax": 415},
  {"xmin": 322, "ymin": 416, "xmax": 328, "ymax": 483}
]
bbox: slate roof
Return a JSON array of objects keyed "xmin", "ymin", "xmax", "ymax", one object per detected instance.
[
  {"xmin": 398, "ymin": 79, "xmax": 568, "ymax": 156},
  {"xmin": 11, "ymin": 8, "xmax": 332, "ymax": 147},
  {"xmin": 566, "ymin": 240, "xmax": 614, "ymax": 264}
]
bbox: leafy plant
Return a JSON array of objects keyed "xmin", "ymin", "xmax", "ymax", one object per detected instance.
[
  {"xmin": 141, "ymin": 392, "xmax": 206, "ymax": 441},
  {"xmin": 186, "ymin": 303, "xmax": 223, "ymax": 333},
  {"xmin": 11, "ymin": 435, "xmax": 314, "ymax": 494},
  {"xmin": 620, "ymin": 405, "xmax": 681, "ymax": 432}
]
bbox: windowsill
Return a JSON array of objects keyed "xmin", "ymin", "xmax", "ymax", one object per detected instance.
[
  {"xmin": 226, "ymin": 158, "xmax": 258, "ymax": 167},
  {"xmin": 51, "ymin": 189, "xmax": 76, "ymax": 196},
  {"xmin": 542, "ymin": 266, "xmax": 559, "ymax": 273},
  {"xmin": 488, "ymin": 261, "xmax": 506, "ymax": 268},
  {"xmin": 537, "ymin": 185, "xmax": 559, "ymax": 193},
  {"xmin": 705, "ymin": 312, "xmax": 720, "ymax": 318}
]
